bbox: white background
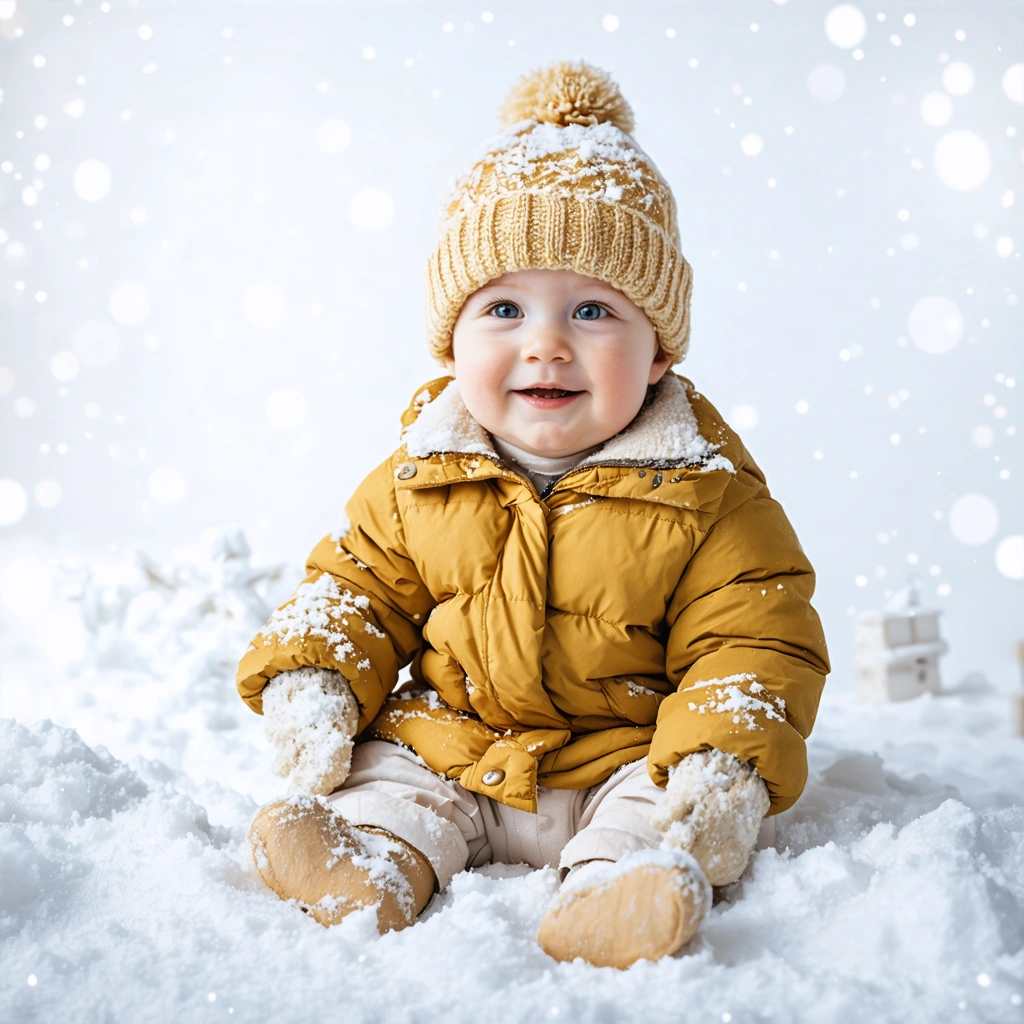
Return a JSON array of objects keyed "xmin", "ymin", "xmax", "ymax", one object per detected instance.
[{"xmin": 1, "ymin": 0, "xmax": 1022, "ymax": 691}]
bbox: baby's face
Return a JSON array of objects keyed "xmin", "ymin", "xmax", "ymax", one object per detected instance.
[{"xmin": 446, "ymin": 269, "xmax": 671, "ymax": 458}]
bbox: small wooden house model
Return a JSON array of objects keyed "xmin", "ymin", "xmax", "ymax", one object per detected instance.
[{"xmin": 855, "ymin": 582, "xmax": 949, "ymax": 703}]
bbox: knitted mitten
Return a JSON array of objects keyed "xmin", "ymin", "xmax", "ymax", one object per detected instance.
[
  {"xmin": 649, "ymin": 749, "xmax": 770, "ymax": 886},
  {"xmin": 262, "ymin": 667, "xmax": 360, "ymax": 795},
  {"xmin": 249, "ymin": 798, "xmax": 435, "ymax": 932}
]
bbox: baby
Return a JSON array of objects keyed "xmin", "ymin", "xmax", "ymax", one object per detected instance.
[{"xmin": 237, "ymin": 61, "xmax": 830, "ymax": 969}]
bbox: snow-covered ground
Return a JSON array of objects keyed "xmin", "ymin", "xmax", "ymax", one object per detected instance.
[{"xmin": 1, "ymin": 531, "xmax": 1022, "ymax": 1024}]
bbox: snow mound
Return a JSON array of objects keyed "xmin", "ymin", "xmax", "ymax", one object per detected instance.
[
  {"xmin": 1, "ymin": 715, "xmax": 1021, "ymax": 1022},
  {"xmin": 0, "ymin": 718, "xmax": 148, "ymax": 825},
  {"xmin": 3, "ymin": 527, "xmax": 298, "ymax": 803},
  {"xmin": 70, "ymin": 524, "xmax": 287, "ymax": 692},
  {"xmin": 1, "ymin": 534, "xmax": 1023, "ymax": 1022}
]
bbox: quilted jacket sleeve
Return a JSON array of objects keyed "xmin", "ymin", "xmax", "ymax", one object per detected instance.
[
  {"xmin": 648, "ymin": 469, "xmax": 831, "ymax": 815},
  {"xmin": 236, "ymin": 457, "xmax": 435, "ymax": 730}
]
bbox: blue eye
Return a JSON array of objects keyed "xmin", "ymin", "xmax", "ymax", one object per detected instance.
[
  {"xmin": 575, "ymin": 303, "xmax": 608, "ymax": 321},
  {"xmin": 490, "ymin": 302, "xmax": 521, "ymax": 319}
]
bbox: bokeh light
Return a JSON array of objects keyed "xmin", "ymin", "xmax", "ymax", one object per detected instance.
[
  {"xmin": 941, "ymin": 61, "xmax": 974, "ymax": 96},
  {"xmin": 933, "ymin": 130, "xmax": 990, "ymax": 191},
  {"xmin": 949, "ymin": 494, "xmax": 999, "ymax": 545},
  {"xmin": 824, "ymin": 5, "xmax": 866, "ymax": 48},
  {"xmin": 907, "ymin": 296, "xmax": 963, "ymax": 354},
  {"xmin": 919, "ymin": 92, "xmax": 952, "ymax": 126},
  {"xmin": 994, "ymin": 535, "xmax": 1024, "ymax": 579},
  {"xmin": 72, "ymin": 159, "xmax": 112, "ymax": 202},
  {"xmin": 807, "ymin": 64, "xmax": 845, "ymax": 102},
  {"xmin": 0, "ymin": 479, "xmax": 28, "ymax": 526},
  {"xmin": 34, "ymin": 480, "xmax": 62, "ymax": 508}
]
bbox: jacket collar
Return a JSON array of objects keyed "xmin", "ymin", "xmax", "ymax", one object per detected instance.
[
  {"xmin": 397, "ymin": 373, "xmax": 739, "ymax": 510},
  {"xmin": 404, "ymin": 373, "xmax": 733, "ymax": 469}
]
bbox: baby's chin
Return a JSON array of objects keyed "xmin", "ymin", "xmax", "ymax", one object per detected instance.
[{"xmin": 501, "ymin": 426, "xmax": 609, "ymax": 459}]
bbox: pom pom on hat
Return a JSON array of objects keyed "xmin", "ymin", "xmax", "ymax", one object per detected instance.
[{"xmin": 498, "ymin": 60, "xmax": 636, "ymax": 135}]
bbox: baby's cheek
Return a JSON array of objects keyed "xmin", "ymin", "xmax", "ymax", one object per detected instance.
[
  {"xmin": 593, "ymin": 363, "xmax": 649, "ymax": 426},
  {"xmin": 457, "ymin": 368, "xmax": 508, "ymax": 434}
]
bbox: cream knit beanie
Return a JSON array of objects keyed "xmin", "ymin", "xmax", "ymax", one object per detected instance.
[{"xmin": 425, "ymin": 60, "xmax": 693, "ymax": 364}]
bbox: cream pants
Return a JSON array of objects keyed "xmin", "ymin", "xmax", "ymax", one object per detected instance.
[{"xmin": 326, "ymin": 740, "xmax": 667, "ymax": 890}]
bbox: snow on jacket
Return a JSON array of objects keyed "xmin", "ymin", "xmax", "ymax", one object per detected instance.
[{"xmin": 236, "ymin": 372, "xmax": 831, "ymax": 815}]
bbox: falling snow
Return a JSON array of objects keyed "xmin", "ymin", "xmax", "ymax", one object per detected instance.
[{"xmin": 0, "ymin": 4, "xmax": 1021, "ymax": 1020}]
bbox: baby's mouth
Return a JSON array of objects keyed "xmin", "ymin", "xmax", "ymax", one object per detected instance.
[
  {"xmin": 517, "ymin": 387, "xmax": 580, "ymax": 399},
  {"xmin": 513, "ymin": 386, "xmax": 583, "ymax": 410}
]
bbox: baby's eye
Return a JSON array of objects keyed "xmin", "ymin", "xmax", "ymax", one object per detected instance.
[
  {"xmin": 489, "ymin": 302, "xmax": 521, "ymax": 319},
  {"xmin": 575, "ymin": 303, "xmax": 608, "ymax": 321}
]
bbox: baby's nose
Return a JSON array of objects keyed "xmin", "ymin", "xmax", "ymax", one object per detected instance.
[{"xmin": 520, "ymin": 326, "xmax": 573, "ymax": 361}]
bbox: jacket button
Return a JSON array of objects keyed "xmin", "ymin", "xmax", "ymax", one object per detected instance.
[
  {"xmin": 481, "ymin": 769, "xmax": 505, "ymax": 785},
  {"xmin": 395, "ymin": 461, "xmax": 418, "ymax": 480}
]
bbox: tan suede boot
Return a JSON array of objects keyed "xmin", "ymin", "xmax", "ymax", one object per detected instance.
[
  {"xmin": 537, "ymin": 850, "xmax": 711, "ymax": 969},
  {"xmin": 249, "ymin": 798, "xmax": 436, "ymax": 932}
]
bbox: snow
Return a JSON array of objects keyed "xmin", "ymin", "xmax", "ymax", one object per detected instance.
[
  {"xmin": 262, "ymin": 667, "xmax": 359, "ymax": 796},
  {"xmin": 556, "ymin": 847, "xmax": 712, "ymax": 914},
  {"xmin": 445, "ymin": 119, "xmax": 656, "ymax": 224},
  {"xmin": 402, "ymin": 379, "xmax": 497, "ymax": 459},
  {"xmin": 685, "ymin": 675, "xmax": 787, "ymax": 731},
  {"xmin": 651, "ymin": 750, "xmax": 769, "ymax": 885},
  {"xmin": 2, "ymin": 534, "xmax": 1023, "ymax": 1023},
  {"xmin": 252, "ymin": 572, "xmax": 372, "ymax": 665}
]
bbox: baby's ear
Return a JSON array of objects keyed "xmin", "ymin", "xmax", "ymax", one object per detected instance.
[{"xmin": 648, "ymin": 346, "xmax": 673, "ymax": 384}]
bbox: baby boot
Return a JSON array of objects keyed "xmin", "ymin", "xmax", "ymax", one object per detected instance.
[
  {"xmin": 536, "ymin": 849, "xmax": 711, "ymax": 969},
  {"xmin": 649, "ymin": 748, "xmax": 770, "ymax": 886},
  {"xmin": 249, "ymin": 797, "xmax": 436, "ymax": 932}
]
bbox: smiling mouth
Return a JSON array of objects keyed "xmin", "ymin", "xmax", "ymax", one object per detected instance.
[{"xmin": 516, "ymin": 387, "xmax": 581, "ymax": 399}]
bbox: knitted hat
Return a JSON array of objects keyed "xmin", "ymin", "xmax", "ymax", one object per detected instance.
[{"xmin": 425, "ymin": 61, "xmax": 693, "ymax": 364}]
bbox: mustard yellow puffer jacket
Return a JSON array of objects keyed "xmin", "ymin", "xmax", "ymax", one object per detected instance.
[{"xmin": 237, "ymin": 372, "xmax": 830, "ymax": 815}]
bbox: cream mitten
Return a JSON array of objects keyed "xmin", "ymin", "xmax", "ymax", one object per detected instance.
[
  {"xmin": 537, "ymin": 849, "xmax": 711, "ymax": 969},
  {"xmin": 649, "ymin": 748, "xmax": 770, "ymax": 886},
  {"xmin": 262, "ymin": 667, "xmax": 360, "ymax": 795},
  {"xmin": 249, "ymin": 797, "xmax": 435, "ymax": 932}
]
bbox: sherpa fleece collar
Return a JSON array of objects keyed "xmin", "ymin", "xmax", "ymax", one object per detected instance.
[{"xmin": 402, "ymin": 373, "xmax": 734, "ymax": 473}]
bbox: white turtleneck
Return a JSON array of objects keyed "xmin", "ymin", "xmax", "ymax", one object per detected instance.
[{"xmin": 491, "ymin": 436, "xmax": 605, "ymax": 496}]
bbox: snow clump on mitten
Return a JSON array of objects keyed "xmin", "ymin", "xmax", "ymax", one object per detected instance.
[
  {"xmin": 262, "ymin": 667, "xmax": 360, "ymax": 796},
  {"xmin": 649, "ymin": 748, "xmax": 770, "ymax": 886}
]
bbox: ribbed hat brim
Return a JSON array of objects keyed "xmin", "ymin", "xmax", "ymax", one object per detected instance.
[{"xmin": 425, "ymin": 193, "xmax": 692, "ymax": 363}]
